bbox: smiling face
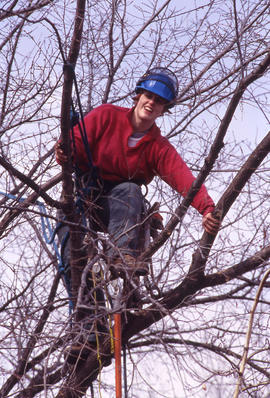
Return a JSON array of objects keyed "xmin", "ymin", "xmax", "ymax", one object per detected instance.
[{"xmin": 131, "ymin": 91, "xmax": 168, "ymax": 131}]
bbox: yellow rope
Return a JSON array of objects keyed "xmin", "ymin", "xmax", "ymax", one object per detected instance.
[
  {"xmin": 90, "ymin": 260, "xmax": 117, "ymax": 396},
  {"xmin": 100, "ymin": 266, "xmax": 115, "ymax": 354},
  {"xmin": 92, "ymin": 268, "xmax": 103, "ymax": 398}
]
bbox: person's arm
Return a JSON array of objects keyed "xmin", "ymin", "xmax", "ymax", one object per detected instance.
[
  {"xmin": 153, "ymin": 138, "xmax": 221, "ymax": 234},
  {"xmin": 55, "ymin": 106, "xmax": 103, "ymax": 168}
]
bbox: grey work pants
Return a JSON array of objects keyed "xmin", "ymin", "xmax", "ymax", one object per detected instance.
[
  {"xmin": 94, "ymin": 182, "xmax": 144, "ymax": 259},
  {"xmin": 57, "ymin": 181, "xmax": 144, "ymax": 267}
]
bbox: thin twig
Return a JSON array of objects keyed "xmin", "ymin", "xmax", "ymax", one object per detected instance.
[{"xmin": 233, "ymin": 268, "xmax": 270, "ymax": 398}]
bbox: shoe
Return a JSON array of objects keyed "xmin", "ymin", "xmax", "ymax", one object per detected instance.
[{"xmin": 109, "ymin": 254, "xmax": 148, "ymax": 279}]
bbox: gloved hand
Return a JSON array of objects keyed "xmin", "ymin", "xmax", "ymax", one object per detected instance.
[
  {"xmin": 202, "ymin": 212, "xmax": 221, "ymax": 235},
  {"xmin": 55, "ymin": 142, "xmax": 68, "ymax": 165}
]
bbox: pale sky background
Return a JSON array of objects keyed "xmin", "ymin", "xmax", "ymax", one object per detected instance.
[{"xmin": 1, "ymin": 1, "xmax": 270, "ymax": 397}]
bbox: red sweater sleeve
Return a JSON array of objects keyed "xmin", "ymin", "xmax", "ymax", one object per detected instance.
[{"xmin": 152, "ymin": 137, "xmax": 215, "ymax": 216}]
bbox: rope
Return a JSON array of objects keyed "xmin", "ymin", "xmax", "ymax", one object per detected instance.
[
  {"xmin": 92, "ymin": 268, "xmax": 104, "ymax": 398},
  {"xmin": 90, "ymin": 383, "xmax": 95, "ymax": 398},
  {"xmin": 63, "ymin": 62, "xmax": 98, "ymax": 182},
  {"xmin": 60, "ymin": 63, "xmax": 100, "ymax": 283},
  {"xmin": 1, "ymin": 65, "xmax": 99, "ymax": 313},
  {"xmin": 0, "ymin": 190, "xmax": 73, "ymax": 312},
  {"xmin": 123, "ymin": 344, "xmax": 128, "ymax": 398},
  {"xmin": 55, "ymin": 62, "xmax": 99, "ymax": 312}
]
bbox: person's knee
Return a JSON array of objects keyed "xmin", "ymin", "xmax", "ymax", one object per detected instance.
[
  {"xmin": 114, "ymin": 182, "xmax": 142, "ymax": 199},
  {"xmin": 110, "ymin": 182, "xmax": 143, "ymax": 215}
]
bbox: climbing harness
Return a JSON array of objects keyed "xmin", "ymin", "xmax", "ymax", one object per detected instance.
[{"xmin": 54, "ymin": 63, "xmax": 101, "ymax": 313}]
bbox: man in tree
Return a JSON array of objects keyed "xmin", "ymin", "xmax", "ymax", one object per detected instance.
[
  {"xmin": 56, "ymin": 67, "xmax": 220, "ymax": 280},
  {"xmin": 56, "ymin": 68, "xmax": 220, "ymax": 365}
]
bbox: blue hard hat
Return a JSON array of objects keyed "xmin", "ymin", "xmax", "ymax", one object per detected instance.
[{"xmin": 135, "ymin": 67, "xmax": 178, "ymax": 106}]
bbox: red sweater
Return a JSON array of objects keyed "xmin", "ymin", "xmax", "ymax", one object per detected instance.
[{"xmin": 70, "ymin": 104, "xmax": 215, "ymax": 216}]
